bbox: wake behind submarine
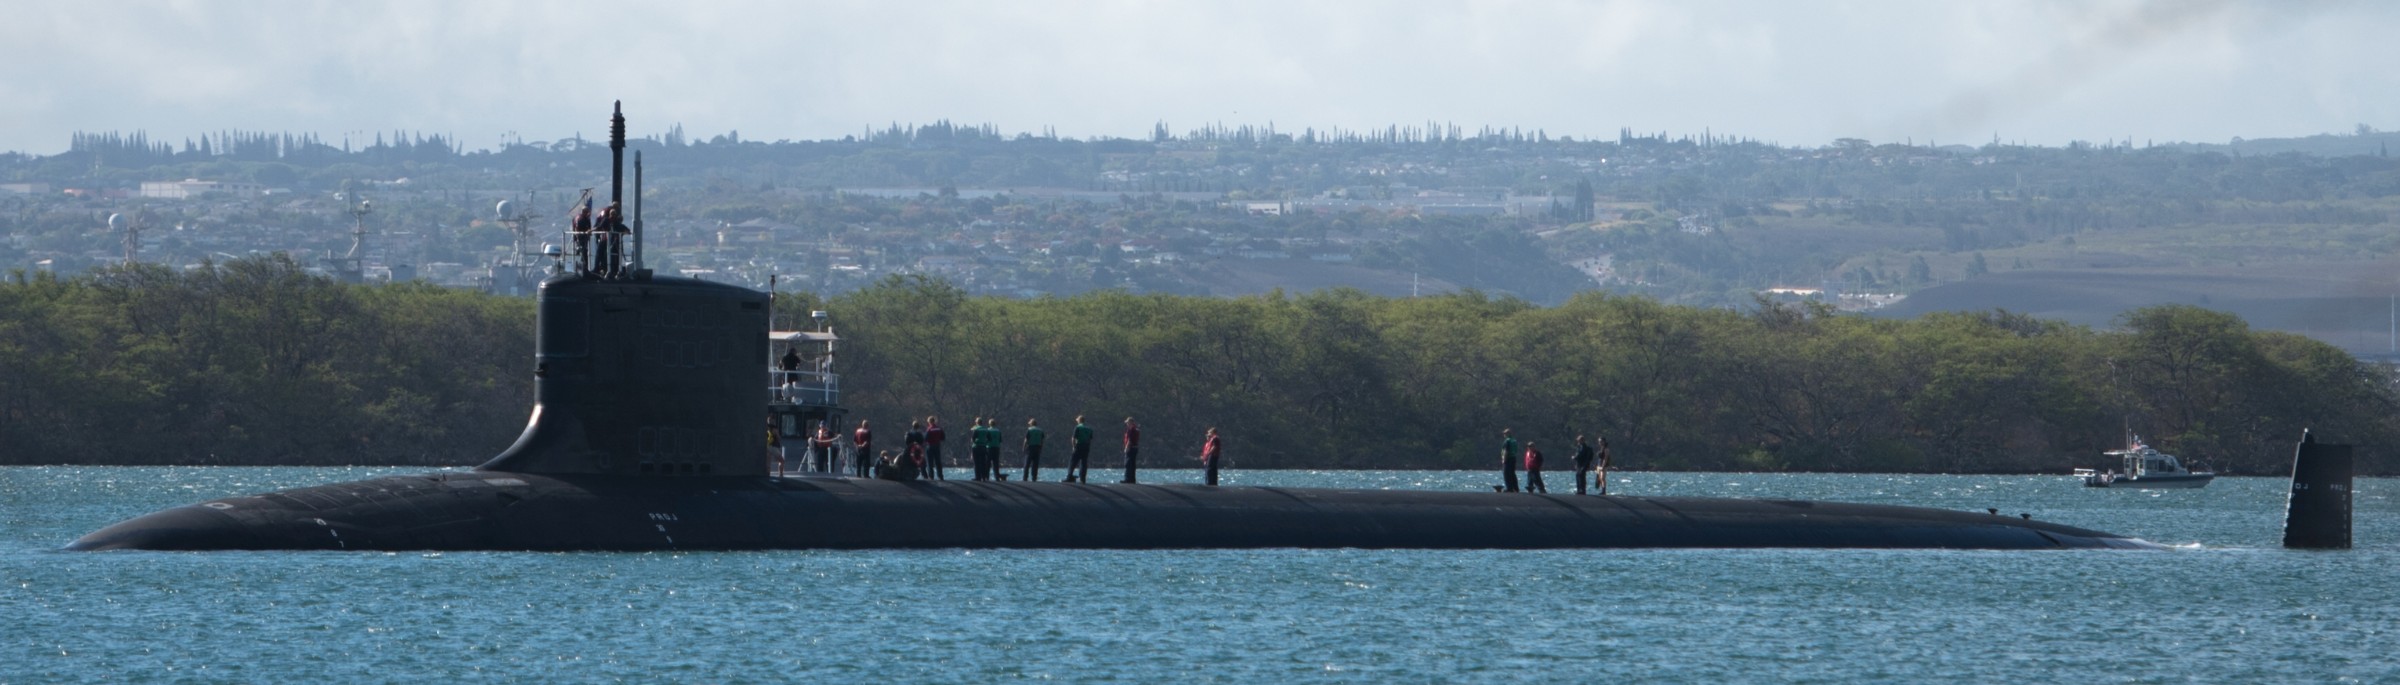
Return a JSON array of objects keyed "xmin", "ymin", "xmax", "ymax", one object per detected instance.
[{"xmin": 70, "ymin": 104, "xmax": 2159, "ymax": 552}]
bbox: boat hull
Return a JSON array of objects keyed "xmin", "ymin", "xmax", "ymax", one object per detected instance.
[
  {"xmin": 69, "ymin": 471, "xmax": 2163, "ymax": 551},
  {"xmin": 2083, "ymin": 474, "xmax": 2214, "ymax": 489}
]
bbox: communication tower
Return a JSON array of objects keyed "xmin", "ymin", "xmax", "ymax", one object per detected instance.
[
  {"xmin": 488, "ymin": 194, "xmax": 546, "ymax": 295},
  {"xmin": 323, "ymin": 186, "xmax": 374, "ymax": 283},
  {"xmin": 111, "ymin": 210, "xmax": 154, "ymax": 266}
]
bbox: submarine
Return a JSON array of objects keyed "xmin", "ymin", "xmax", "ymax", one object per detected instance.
[{"xmin": 70, "ymin": 104, "xmax": 2159, "ymax": 552}]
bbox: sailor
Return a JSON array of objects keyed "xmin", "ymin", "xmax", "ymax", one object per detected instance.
[
  {"xmin": 966, "ymin": 417, "xmax": 984, "ymax": 480},
  {"xmin": 778, "ymin": 347, "xmax": 803, "ymax": 397},
  {"xmin": 810, "ymin": 421, "xmax": 835, "ymax": 472},
  {"xmin": 1595, "ymin": 436, "xmax": 1613, "ymax": 496},
  {"xmin": 1200, "ymin": 427, "xmax": 1223, "ymax": 486},
  {"xmin": 852, "ymin": 420, "xmax": 874, "ymax": 478},
  {"xmin": 986, "ymin": 417, "xmax": 1004, "ymax": 481},
  {"xmin": 969, "ymin": 416, "xmax": 991, "ymax": 481},
  {"xmin": 904, "ymin": 440, "xmax": 925, "ymax": 480},
  {"xmin": 988, "ymin": 417, "xmax": 1010, "ymax": 480},
  {"xmin": 1021, "ymin": 418, "xmax": 1046, "ymax": 482},
  {"xmin": 962, "ymin": 416, "xmax": 979, "ymax": 480},
  {"xmin": 924, "ymin": 416, "xmax": 946, "ymax": 480},
  {"xmin": 1523, "ymin": 441, "xmax": 1547, "ymax": 493},
  {"xmin": 1064, "ymin": 415, "xmax": 1093, "ymax": 483},
  {"xmin": 1120, "ymin": 417, "xmax": 1142, "ymax": 484},
  {"xmin": 568, "ymin": 198, "xmax": 593, "ymax": 272},
  {"xmin": 766, "ymin": 418, "xmax": 784, "ymax": 478},
  {"xmin": 904, "ymin": 420, "xmax": 927, "ymax": 478},
  {"xmin": 596, "ymin": 202, "xmax": 628, "ymax": 277},
  {"xmin": 1498, "ymin": 428, "xmax": 1520, "ymax": 493},
  {"xmin": 1572, "ymin": 434, "xmax": 1596, "ymax": 495},
  {"xmin": 876, "ymin": 449, "xmax": 917, "ymax": 482}
]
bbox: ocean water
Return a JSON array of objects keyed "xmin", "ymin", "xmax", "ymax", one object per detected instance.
[{"xmin": 4, "ymin": 467, "xmax": 2395, "ymax": 684}]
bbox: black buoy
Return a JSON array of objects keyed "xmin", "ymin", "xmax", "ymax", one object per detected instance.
[{"xmin": 2283, "ymin": 430, "xmax": 2353, "ymax": 550}]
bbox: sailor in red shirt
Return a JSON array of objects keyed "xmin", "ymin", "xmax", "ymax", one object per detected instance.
[
  {"xmin": 1120, "ymin": 417, "xmax": 1141, "ymax": 484},
  {"xmin": 1199, "ymin": 427, "xmax": 1223, "ymax": 486},
  {"xmin": 852, "ymin": 420, "xmax": 873, "ymax": 478},
  {"xmin": 1522, "ymin": 441, "xmax": 1547, "ymax": 494},
  {"xmin": 810, "ymin": 422, "xmax": 836, "ymax": 472},
  {"xmin": 923, "ymin": 416, "xmax": 946, "ymax": 480}
]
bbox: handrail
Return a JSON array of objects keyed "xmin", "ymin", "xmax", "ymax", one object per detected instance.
[{"xmin": 769, "ymin": 368, "xmax": 840, "ymax": 406}]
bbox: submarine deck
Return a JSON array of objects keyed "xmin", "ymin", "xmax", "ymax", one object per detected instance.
[{"xmin": 68, "ymin": 471, "xmax": 2160, "ymax": 551}]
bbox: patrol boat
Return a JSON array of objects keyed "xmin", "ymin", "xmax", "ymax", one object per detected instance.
[
  {"xmin": 2076, "ymin": 435, "xmax": 2215, "ymax": 489},
  {"xmin": 68, "ymin": 104, "xmax": 2161, "ymax": 552}
]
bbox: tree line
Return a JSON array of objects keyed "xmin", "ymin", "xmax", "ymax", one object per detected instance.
[
  {"xmin": 829, "ymin": 276, "xmax": 2395, "ymax": 476},
  {"xmin": 0, "ymin": 256, "xmax": 532, "ymax": 465},
  {"xmin": 4, "ymin": 259, "xmax": 2391, "ymax": 474}
]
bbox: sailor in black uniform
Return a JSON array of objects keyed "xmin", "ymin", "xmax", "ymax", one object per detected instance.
[
  {"xmin": 1499, "ymin": 429, "xmax": 1520, "ymax": 492},
  {"xmin": 1573, "ymin": 435, "xmax": 1596, "ymax": 495}
]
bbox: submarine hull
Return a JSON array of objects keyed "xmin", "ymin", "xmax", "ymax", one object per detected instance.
[{"xmin": 69, "ymin": 471, "xmax": 2159, "ymax": 551}]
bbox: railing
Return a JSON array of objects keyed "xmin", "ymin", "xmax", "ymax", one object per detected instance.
[{"xmin": 769, "ymin": 369, "xmax": 840, "ymax": 406}]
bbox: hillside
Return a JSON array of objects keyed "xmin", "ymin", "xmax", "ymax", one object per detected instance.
[
  {"xmin": 1882, "ymin": 260, "xmax": 2400, "ymax": 356},
  {"xmin": 1169, "ymin": 258, "xmax": 1462, "ymax": 299}
]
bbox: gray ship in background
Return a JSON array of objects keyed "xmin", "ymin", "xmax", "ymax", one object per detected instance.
[{"xmin": 70, "ymin": 105, "xmax": 2163, "ymax": 552}]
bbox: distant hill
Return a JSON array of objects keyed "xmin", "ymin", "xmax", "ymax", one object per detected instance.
[
  {"xmin": 2163, "ymin": 130, "xmax": 2400, "ymax": 158},
  {"xmin": 1879, "ymin": 261, "xmax": 2400, "ymax": 356},
  {"xmin": 1170, "ymin": 258, "xmax": 1462, "ymax": 299}
]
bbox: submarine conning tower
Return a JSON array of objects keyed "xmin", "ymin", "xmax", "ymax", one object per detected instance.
[{"xmin": 478, "ymin": 102, "xmax": 774, "ymax": 478}]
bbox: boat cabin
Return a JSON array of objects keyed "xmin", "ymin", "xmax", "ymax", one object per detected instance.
[
  {"xmin": 766, "ymin": 317, "xmax": 843, "ymax": 472},
  {"xmin": 2112, "ymin": 446, "xmax": 2194, "ymax": 478}
]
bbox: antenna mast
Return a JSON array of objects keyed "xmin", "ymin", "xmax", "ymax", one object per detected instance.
[
  {"xmin": 322, "ymin": 186, "xmax": 373, "ymax": 283},
  {"xmin": 634, "ymin": 151, "xmax": 645, "ymax": 274},
  {"xmin": 112, "ymin": 212, "xmax": 143, "ymax": 265},
  {"xmin": 609, "ymin": 102, "xmax": 626, "ymax": 210}
]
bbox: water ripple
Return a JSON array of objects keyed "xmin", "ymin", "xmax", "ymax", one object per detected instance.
[{"xmin": 4, "ymin": 467, "xmax": 2395, "ymax": 683}]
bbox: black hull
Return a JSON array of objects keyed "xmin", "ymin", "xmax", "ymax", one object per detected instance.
[{"xmin": 69, "ymin": 471, "xmax": 2159, "ymax": 551}]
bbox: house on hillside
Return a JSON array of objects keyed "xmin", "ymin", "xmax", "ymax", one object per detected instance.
[
  {"xmin": 140, "ymin": 179, "xmax": 263, "ymax": 199},
  {"xmin": 915, "ymin": 255, "xmax": 974, "ymax": 275},
  {"xmin": 718, "ymin": 218, "xmax": 804, "ymax": 246}
]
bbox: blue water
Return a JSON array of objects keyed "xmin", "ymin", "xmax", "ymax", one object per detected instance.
[{"xmin": 4, "ymin": 467, "xmax": 2395, "ymax": 684}]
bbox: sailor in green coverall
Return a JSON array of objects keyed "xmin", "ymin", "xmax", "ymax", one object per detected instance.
[
  {"xmin": 1022, "ymin": 418, "xmax": 1046, "ymax": 482},
  {"xmin": 1065, "ymin": 415, "xmax": 1094, "ymax": 483}
]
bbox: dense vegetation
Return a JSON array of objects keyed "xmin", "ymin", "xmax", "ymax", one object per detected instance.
[
  {"xmin": 6, "ymin": 259, "xmax": 2391, "ymax": 475},
  {"xmin": 0, "ymin": 256, "xmax": 532, "ymax": 465}
]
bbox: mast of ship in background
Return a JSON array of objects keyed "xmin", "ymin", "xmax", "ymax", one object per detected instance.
[{"xmin": 491, "ymin": 193, "xmax": 547, "ymax": 295}]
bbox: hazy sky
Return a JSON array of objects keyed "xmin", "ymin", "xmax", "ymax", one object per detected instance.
[{"xmin": 3, "ymin": 0, "xmax": 2393, "ymax": 156}]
